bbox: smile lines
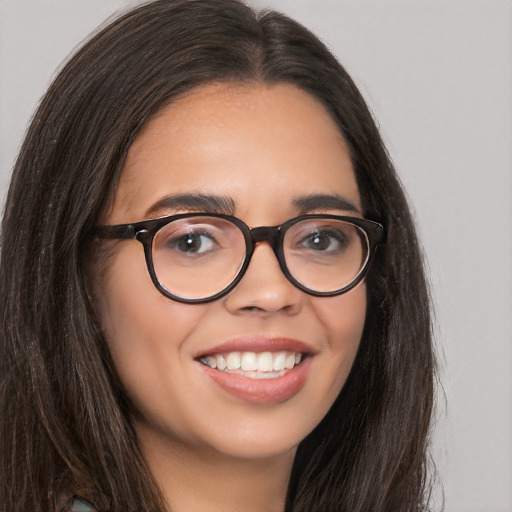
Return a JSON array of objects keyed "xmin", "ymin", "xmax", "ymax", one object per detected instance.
[{"xmin": 199, "ymin": 351, "xmax": 304, "ymax": 379}]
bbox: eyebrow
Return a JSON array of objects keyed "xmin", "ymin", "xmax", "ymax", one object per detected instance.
[
  {"xmin": 145, "ymin": 192, "xmax": 359, "ymax": 218},
  {"xmin": 146, "ymin": 194, "xmax": 236, "ymax": 217},
  {"xmin": 293, "ymin": 194, "xmax": 360, "ymax": 214}
]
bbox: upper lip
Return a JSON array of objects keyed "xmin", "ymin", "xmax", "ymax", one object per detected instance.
[{"xmin": 194, "ymin": 336, "xmax": 317, "ymax": 358}]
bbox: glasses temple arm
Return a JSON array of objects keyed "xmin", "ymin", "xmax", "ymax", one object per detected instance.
[{"xmin": 90, "ymin": 224, "xmax": 137, "ymax": 240}]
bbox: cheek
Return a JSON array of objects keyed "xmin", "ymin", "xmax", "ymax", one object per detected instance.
[
  {"xmin": 315, "ymin": 283, "xmax": 367, "ymax": 388},
  {"xmin": 321, "ymin": 282, "xmax": 367, "ymax": 340},
  {"xmin": 89, "ymin": 244, "xmax": 206, "ymax": 383}
]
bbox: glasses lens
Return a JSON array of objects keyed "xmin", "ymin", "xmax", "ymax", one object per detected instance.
[
  {"xmin": 151, "ymin": 216, "xmax": 246, "ymax": 300},
  {"xmin": 283, "ymin": 218, "xmax": 369, "ymax": 293}
]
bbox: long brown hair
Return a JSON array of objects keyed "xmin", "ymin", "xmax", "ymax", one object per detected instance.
[{"xmin": 0, "ymin": 1, "xmax": 436, "ymax": 510}]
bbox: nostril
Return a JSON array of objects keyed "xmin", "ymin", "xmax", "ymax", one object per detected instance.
[{"xmin": 240, "ymin": 305, "xmax": 265, "ymax": 313}]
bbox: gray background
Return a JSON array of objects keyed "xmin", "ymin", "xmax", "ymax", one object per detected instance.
[{"xmin": 1, "ymin": 1, "xmax": 511, "ymax": 511}]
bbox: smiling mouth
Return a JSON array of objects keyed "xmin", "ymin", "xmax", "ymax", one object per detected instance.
[{"xmin": 198, "ymin": 351, "xmax": 305, "ymax": 380}]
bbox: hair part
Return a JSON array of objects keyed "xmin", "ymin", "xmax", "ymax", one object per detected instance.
[{"xmin": 0, "ymin": 1, "xmax": 436, "ymax": 510}]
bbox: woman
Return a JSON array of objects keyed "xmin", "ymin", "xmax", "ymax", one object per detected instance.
[{"xmin": 0, "ymin": 1, "xmax": 436, "ymax": 511}]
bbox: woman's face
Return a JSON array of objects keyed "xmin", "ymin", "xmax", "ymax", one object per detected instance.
[{"xmin": 92, "ymin": 83, "xmax": 367, "ymax": 461}]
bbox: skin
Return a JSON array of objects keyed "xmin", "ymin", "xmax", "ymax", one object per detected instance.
[{"xmin": 91, "ymin": 83, "xmax": 367, "ymax": 512}]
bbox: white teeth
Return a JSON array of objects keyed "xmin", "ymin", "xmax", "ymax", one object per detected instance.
[
  {"xmin": 273, "ymin": 352, "xmax": 286, "ymax": 371},
  {"xmin": 201, "ymin": 350, "xmax": 304, "ymax": 376},
  {"xmin": 285, "ymin": 353, "xmax": 295, "ymax": 369},
  {"xmin": 257, "ymin": 352, "xmax": 274, "ymax": 372},
  {"xmin": 226, "ymin": 352, "xmax": 241, "ymax": 370},
  {"xmin": 241, "ymin": 352, "xmax": 258, "ymax": 371},
  {"xmin": 205, "ymin": 356, "xmax": 217, "ymax": 369},
  {"xmin": 216, "ymin": 354, "xmax": 227, "ymax": 371}
]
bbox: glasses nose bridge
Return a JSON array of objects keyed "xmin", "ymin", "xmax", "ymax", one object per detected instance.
[{"xmin": 249, "ymin": 225, "xmax": 282, "ymax": 255}]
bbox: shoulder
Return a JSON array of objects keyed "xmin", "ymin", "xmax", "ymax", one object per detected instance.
[{"xmin": 69, "ymin": 498, "xmax": 96, "ymax": 512}]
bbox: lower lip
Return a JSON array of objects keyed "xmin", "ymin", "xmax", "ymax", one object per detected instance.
[{"xmin": 199, "ymin": 357, "xmax": 312, "ymax": 404}]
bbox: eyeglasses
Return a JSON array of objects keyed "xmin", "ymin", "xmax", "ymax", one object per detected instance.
[{"xmin": 93, "ymin": 213, "xmax": 384, "ymax": 303}]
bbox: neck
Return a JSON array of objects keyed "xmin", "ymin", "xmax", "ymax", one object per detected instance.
[{"xmin": 137, "ymin": 424, "xmax": 296, "ymax": 512}]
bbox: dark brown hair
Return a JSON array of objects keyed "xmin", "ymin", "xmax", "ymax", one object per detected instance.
[{"xmin": 0, "ymin": 1, "xmax": 436, "ymax": 510}]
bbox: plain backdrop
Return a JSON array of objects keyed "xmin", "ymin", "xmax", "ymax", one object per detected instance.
[{"xmin": 1, "ymin": 1, "xmax": 511, "ymax": 511}]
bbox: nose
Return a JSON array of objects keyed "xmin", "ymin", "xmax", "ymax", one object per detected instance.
[{"xmin": 223, "ymin": 242, "xmax": 304, "ymax": 316}]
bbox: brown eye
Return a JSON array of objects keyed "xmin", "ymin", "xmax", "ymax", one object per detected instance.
[
  {"xmin": 298, "ymin": 230, "xmax": 348, "ymax": 252},
  {"xmin": 169, "ymin": 231, "xmax": 216, "ymax": 254}
]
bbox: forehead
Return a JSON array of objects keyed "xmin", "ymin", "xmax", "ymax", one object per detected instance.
[{"xmin": 107, "ymin": 82, "xmax": 361, "ymax": 223}]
